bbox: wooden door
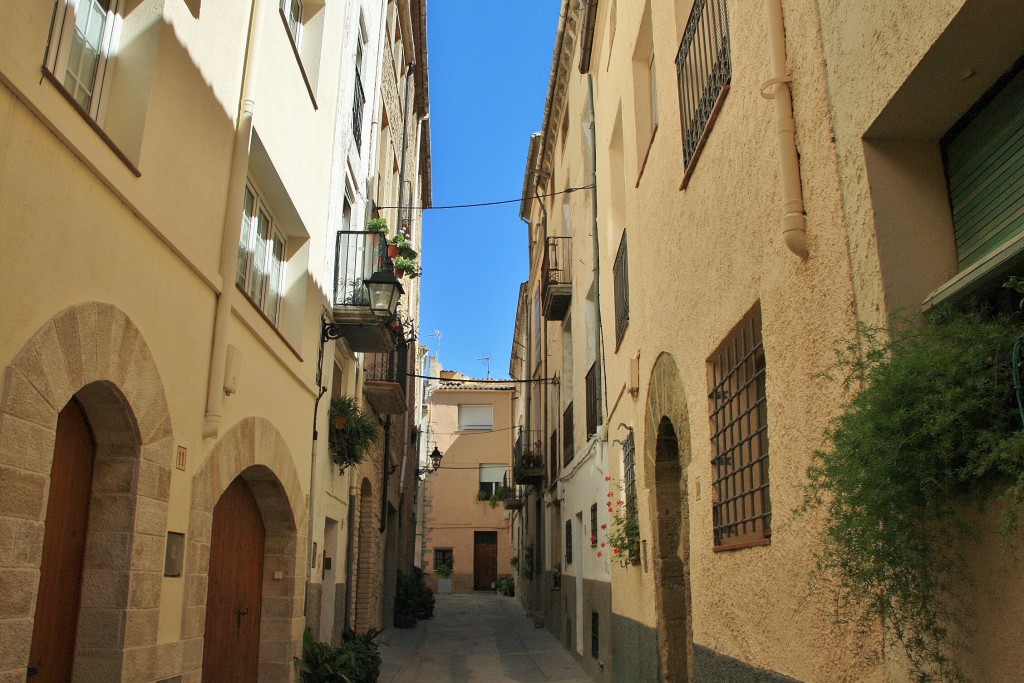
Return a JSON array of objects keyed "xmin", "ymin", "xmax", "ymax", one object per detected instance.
[
  {"xmin": 28, "ymin": 399, "xmax": 95, "ymax": 681},
  {"xmin": 203, "ymin": 476, "xmax": 266, "ymax": 683},
  {"xmin": 473, "ymin": 531, "xmax": 498, "ymax": 591}
]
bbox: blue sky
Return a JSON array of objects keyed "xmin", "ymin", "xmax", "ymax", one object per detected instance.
[{"xmin": 419, "ymin": 2, "xmax": 560, "ymax": 379}]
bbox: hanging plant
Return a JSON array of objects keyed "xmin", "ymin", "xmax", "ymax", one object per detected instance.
[
  {"xmin": 393, "ymin": 256, "xmax": 420, "ymax": 279},
  {"xmin": 603, "ymin": 476, "xmax": 640, "ymax": 566},
  {"xmin": 800, "ymin": 307, "xmax": 1024, "ymax": 681},
  {"xmin": 366, "ymin": 217, "xmax": 388, "ymax": 234},
  {"xmin": 327, "ymin": 396, "xmax": 380, "ymax": 472}
]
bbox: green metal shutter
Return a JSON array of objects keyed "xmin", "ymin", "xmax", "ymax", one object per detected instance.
[{"xmin": 946, "ymin": 68, "xmax": 1024, "ymax": 269}]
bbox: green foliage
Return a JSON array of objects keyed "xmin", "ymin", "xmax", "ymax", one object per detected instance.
[
  {"xmin": 604, "ymin": 477, "xmax": 640, "ymax": 566},
  {"xmin": 297, "ymin": 628, "xmax": 382, "ymax": 683},
  {"xmin": 387, "ymin": 232, "xmax": 419, "ymax": 260},
  {"xmin": 366, "ymin": 217, "xmax": 388, "ymax": 233},
  {"xmin": 510, "ymin": 555, "xmax": 519, "ymax": 575},
  {"xmin": 393, "ymin": 256, "xmax": 420, "ymax": 279},
  {"xmin": 394, "ymin": 568, "xmax": 434, "ymax": 628},
  {"xmin": 802, "ymin": 308, "xmax": 1024, "ymax": 681},
  {"xmin": 434, "ymin": 561, "xmax": 452, "ymax": 578},
  {"xmin": 328, "ymin": 396, "xmax": 380, "ymax": 472},
  {"xmin": 495, "ymin": 575, "xmax": 515, "ymax": 597}
]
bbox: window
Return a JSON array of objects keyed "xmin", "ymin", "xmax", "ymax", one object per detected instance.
[
  {"xmin": 585, "ymin": 362, "xmax": 601, "ymax": 438},
  {"xmin": 46, "ymin": 0, "xmax": 119, "ymax": 117},
  {"xmin": 353, "ymin": 27, "xmax": 367, "ymax": 150},
  {"xmin": 632, "ymin": 2, "xmax": 657, "ymax": 170},
  {"xmin": 622, "ymin": 429, "xmax": 637, "ymax": 523},
  {"xmin": 479, "ymin": 464, "xmax": 508, "ymax": 497},
  {"xmin": 565, "ymin": 520, "xmax": 573, "ymax": 565},
  {"xmin": 283, "ymin": 0, "xmax": 303, "ymax": 44},
  {"xmin": 591, "ymin": 612, "xmax": 600, "ymax": 658},
  {"xmin": 613, "ymin": 231, "xmax": 629, "ymax": 346},
  {"xmin": 707, "ymin": 303, "xmax": 770, "ymax": 549},
  {"xmin": 562, "ymin": 403, "xmax": 574, "ymax": 465},
  {"xmin": 237, "ymin": 184, "xmax": 287, "ymax": 325},
  {"xmin": 458, "ymin": 405, "xmax": 493, "ymax": 431},
  {"xmin": 590, "ymin": 504, "xmax": 598, "ymax": 546},
  {"xmin": 433, "ymin": 547, "xmax": 453, "ymax": 571},
  {"xmin": 676, "ymin": 0, "xmax": 731, "ymax": 188}
]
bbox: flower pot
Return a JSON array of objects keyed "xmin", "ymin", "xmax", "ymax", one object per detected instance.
[
  {"xmin": 394, "ymin": 267, "xmax": 405, "ymax": 278},
  {"xmin": 388, "ymin": 244, "xmax": 400, "ymax": 259},
  {"xmin": 333, "ymin": 416, "xmax": 348, "ymax": 430}
]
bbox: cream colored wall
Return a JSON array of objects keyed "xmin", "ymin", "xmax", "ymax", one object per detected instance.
[
  {"xmin": 527, "ymin": 0, "xmax": 889, "ymax": 680},
  {"xmin": 0, "ymin": 0, "xmax": 352, "ymax": 660},
  {"xmin": 423, "ymin": 387, "xmax": 514, "ymax": 589}
]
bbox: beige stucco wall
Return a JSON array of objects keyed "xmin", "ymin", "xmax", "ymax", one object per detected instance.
[{"xmin": 422, "ymin": 385, "xmax": 515, "ymax": 591}]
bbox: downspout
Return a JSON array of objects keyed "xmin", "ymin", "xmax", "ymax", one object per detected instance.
[
  {"xmin": 397, "ymin": 60, "xmax": 416, "ymax": 232},
  {"xmin": 763, "ymin": 0, "xmax": 808, "ymax": 259},
  {"xmin": 585, "ymin": 75, "xmax": 607, "ymax": 426},
  {"xmin": 203, "ymin": 0, "xmax": 268, "ymax": 438}
]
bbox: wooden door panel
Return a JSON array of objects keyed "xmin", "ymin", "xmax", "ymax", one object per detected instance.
[
  {"xmin": 473, "ymin": 532, "xmax": 498, "ymax": 591},
  {"xmin": 29, "ymin": 399, "xmax": 95, "ymax": 682},
  {"xmin": 203, "ymin": 476, "xmax": 266, "ymax": 683}
]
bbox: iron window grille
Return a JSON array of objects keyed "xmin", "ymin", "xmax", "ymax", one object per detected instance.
[
  {"xmin": 707, "ymin": 303, "xmax": 771, "ymax": 549},
  {"xmin": 550, "ymin": 429, "xmax": 559, "ymax": 482},
  {"xmin": 565, "ymin": 520, "xmax": 573, "ymax": 565},
  {"xmin": 622, "ymin": 430, "xmax": 638, "ymax": 522},
  {"xmin": 563, "ymin": 403, "xmax": 575, "ymax": 466},
  {"xmin": 590, "ymin": 504, "xmax": 598, "ymax": 546},
  {"xmin": 613, "ymin": 231, "xmax": 629, "ymax": 347},
  {"xmin": 676, "ymin": 0, "xmax": 731, "ymax": 188},
  {"xmin": 433, "ymin": 547, "xmax": 453, "ymax": 571},
  {"xmin": 585, "ymin": 363, "xmax": 602, "ymax": 438},
  {"xmin": 352, "ymin": 68, "xmax": 366, "ymax": 151}
]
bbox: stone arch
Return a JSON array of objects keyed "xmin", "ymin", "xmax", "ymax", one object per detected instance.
[
  {"xmin": 0, "ymin": 302, "xmax": 174, "ymax": 681},
  {"xmin": 644, "ymin": 352, "xmax": 695, "ymax": 683},
  {"xmin": 184, "ymin": 416, "xmax": 306, "ymax": 683}
]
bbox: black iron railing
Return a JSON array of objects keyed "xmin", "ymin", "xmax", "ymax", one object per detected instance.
[
  {"xmin": 613, "ymin": 231, "xmax": 629, "ymax": 346},
  {"xmin": 676, "ymin": 0, "xmax": 731, "ymax": 185},
  {"xmin": 514, "ymin": 427, "xmax": 544, "ymax": 485},
  {"xmin": 543, "ymin": 236, "xmax": 572, "ymax": 290},
  {"xmin": 352, "ymin": 69, "xmax": 366, "ymax": 151},
  {"xmin": 364, "ymin": 329, "xmax": 410, "ymax": 384},
  {"xmin": 334, "ymin": 231, "xmax": 385, "ymax": 307},
  {"xmin": 585, "ymin": 363, "xmax": 601, "ymax": 438}
]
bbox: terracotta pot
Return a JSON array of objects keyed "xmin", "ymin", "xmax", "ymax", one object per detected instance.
[
  {"xmin": 388, "ymin": 244, "xmax": 400, "ymax": 259},
  {"xmin": 394, "ymin": 267, "xmax": 405, "ymax": 278},
  {"xmin": 333, "ymin": 415, "xmax": 348, "ymax": 430}
]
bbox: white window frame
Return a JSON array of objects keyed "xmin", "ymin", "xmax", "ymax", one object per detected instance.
[
  {"xmin": 458, "ymin": 404, "xmax": 494, "ymax": 431},
  {"xmin": 46, "ymin": 0, "xmax": 121, "ymax": 121},
  {"xmin": 282, "ymin": 0, "xmax": 303, "ymax": 46},
  {"xmin": 479, "ymin": 464, "xmax": 509, "ymax": 496},
  {"xmin": 237, "ymin": 181, "xmax": 288, "ymax": 325}
]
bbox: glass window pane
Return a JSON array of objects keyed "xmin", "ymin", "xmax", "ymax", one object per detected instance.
[
  {"xmin": 248, "ymin": 208, "xmax": 270, "ymax": 307},
  {"xmin": 236, "ymin": 188, "xmax": 255, "ymax": 288},
  {"xmin": 265, "ymin": 233, "xmax": 286, "ymax": 322}
]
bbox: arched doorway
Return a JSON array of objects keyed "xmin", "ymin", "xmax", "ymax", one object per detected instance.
[
  {"xmin": 644, "ymin": 354, "xmax": 694, "ymax": 683},
  {"xmin": 28, "ymin": 399, "xmax": 95, "ymax": 681},
  {"xmin": 203, "ymin": 476, "xmax": 266, "ymax": 682}
]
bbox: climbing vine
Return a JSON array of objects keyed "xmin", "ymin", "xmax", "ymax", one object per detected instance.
[{"xmin": 802, "ymin": 307, "xmax": 1024, "ymax": 681}]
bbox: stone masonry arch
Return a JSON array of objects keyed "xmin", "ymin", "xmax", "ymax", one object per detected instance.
[
  {"xmin": 0, "ymin": 302, "xmax": 174, "ymax": 681},
  {"xmin": 644, "ymin": 352, "xmax": 695, "ymax": 683},
  {"xmin": 183, "ymin": 417, "xmax": 306, "ymax": 682}
]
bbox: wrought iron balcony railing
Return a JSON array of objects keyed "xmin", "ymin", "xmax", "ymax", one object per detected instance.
[
  {"xmin": 334, "ymin": 230, "xmax": 385, "ymax": 308},
  {"xmin": 513, "ymin": 427, "xmax": 544, "ymax": 486},
  {"xmin": 362, "ymin": 328, "xmax": 410, "ymax": 415},
  {"xmin": 542, "ymin": 236, "xmax": 572, "ymax": 320}
]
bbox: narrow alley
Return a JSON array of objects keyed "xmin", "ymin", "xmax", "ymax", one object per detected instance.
[{"xmin": 379, "ymin": 594, "xmax": 595, "ymax": 683}]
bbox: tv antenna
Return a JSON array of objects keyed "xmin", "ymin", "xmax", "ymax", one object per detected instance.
[
  {"xmin": 426, "ymin": 330, "xmax": 442, "ymax": 362},
  {"xmin": 476, "ymin": 355, "xmax": 492, "ymax": 379}
]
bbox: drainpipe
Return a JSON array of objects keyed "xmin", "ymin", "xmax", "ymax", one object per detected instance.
[
  {"xmin": 585, "ymin": 75, "xmax": 607, "ymax": 425},
  {"xmin": 762, "ymin": 0, "xmax": 808, "ymax": 259},
  {"xmin": 397, "ymin": 60, "xmax": 416, "ymax": 232},
  {"xmin": 203, "ymin": 0, "xmax": 268, "ymax": 438}
]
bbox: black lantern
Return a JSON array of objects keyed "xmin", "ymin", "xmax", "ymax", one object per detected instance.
[
  {"xmin": 429, "ymin": 446, "xmax": 443, "ymax": 471},
  {"xmin": 364, "ymin": 268, "xmax": 404, "ymax": 318}
]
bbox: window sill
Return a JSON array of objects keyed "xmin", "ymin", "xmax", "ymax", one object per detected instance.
[
  {"xmin": 235, "ymin": 283, "xmax": 303, "ymax": 361},
  {"xmin": 712, "ymin": 537, "xmax": 771, "ymax": 553},
  {"xmin": 41, "ymin": 68, "xmax": 142, "ymax": 178},
  {"xmin": 635, "ymin": 124, "xmax": 659, "ymax": 188},
  {"xmin": 279, "ymin": 9, "xmax": 318, "ymax": 111}
]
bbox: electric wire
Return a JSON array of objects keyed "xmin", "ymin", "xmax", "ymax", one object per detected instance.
[{"xmin": 375, "ymin": 184, "xmax": 593, "ymax": 211}]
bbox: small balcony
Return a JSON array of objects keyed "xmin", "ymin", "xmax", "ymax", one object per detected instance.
[
  {"xmin": 500, "ymin": 475, "xmax": 523, "ymax": 510},
  {"xmin": 513, "ymin": 428, "xmax": 544, "ymax": 487},
  {"xmin": 331, "ymin": 231, "xmax": 394, "ymax": 353},
  {"xmin": 362, "ymin": 338, "xmax": 409, "ymax": 415},
  {"xmin": 542, "ymin": 236, "xmax": 572, "ymax": 320}
]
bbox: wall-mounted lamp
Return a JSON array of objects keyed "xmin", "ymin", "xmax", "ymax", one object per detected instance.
[{"xmin": 417, "ymin": 446, "xmax": 443, "ymax": 476}]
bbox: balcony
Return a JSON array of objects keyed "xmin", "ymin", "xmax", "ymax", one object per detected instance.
[
  {"xmin": 331, "ymin": 231, "xmax": 394, "ymax": 352},
  {"xmin": 513, "ymin": 427, "xmax": 544, "ymax": 487},
  {"xmin": 501, "ymin": 477, "xmax": 524, "ymax": 510},
  {"xmin": 362, "ymin": 337, "xmax": 409, "ymax": 415},
  {"xmin": 542, "ymin": 236, "xmax": 572, "ymax": 320}
]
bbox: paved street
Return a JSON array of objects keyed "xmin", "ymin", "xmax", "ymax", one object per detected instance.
[{"xmin": 379, "ymin": 593, "xmax": 595, "ymax": 682}]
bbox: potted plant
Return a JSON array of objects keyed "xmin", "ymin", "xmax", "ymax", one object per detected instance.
[
  {"xmin": 387, "ymin": 232, "xmax": 418, "ymax": 261},
  {"xmin": 393, "ymin": 256, "xmax": 420, "ymax": 279},
  {"xmin": 434, "ymin": 561, "xmax": 453, "ymax": 594},
  {"xmin": 327, "ymin": 396, "xmax": 380, "ymax": 473},
  {"xmin": 366, "ymin": 217, "xmax": 388, "ymax": 234}
]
